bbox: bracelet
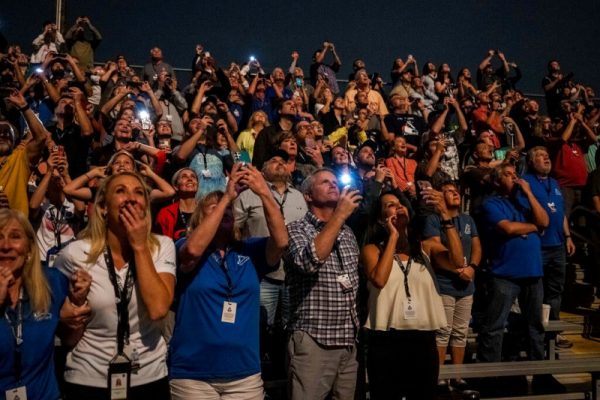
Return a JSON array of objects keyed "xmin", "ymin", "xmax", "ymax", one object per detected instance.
[
  {"xmin": 468, "ymin": 263, "xmax": 479, "ymax": 269},
  {"xmin": 441, "ymin": 224, "xmax": 455, "ymax": 230},
  {"xmin": 565, "ymin": 235, "xmax": 571, "ymax": 238},
  {"xmin": 440, "ymin": 218, "xmax": 452, "ymax": 225},
  {"xmin": 17, "ymin": 104, "xmax": 30, "ymax": 113}
]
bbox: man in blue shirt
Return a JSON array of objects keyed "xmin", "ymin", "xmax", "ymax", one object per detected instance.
[
  {"xmin": 477, "ymin": 163, "xmax": 549, "ymax": 362},
  {"xmin": 521, "ymin": 146, "xmax": 575, "ymax": 348}
]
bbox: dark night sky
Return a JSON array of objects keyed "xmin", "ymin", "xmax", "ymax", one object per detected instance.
[{"xmin": 3, "ymin": 1, "xmax": 600, "ymax": 94}]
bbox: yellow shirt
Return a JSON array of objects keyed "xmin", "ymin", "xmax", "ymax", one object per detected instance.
[
  {"xmin": 344, "ymin": 89, "xmax": 389, "ymax": 116},
  {"xmin": 0, "ymin": 145, "xmax": 31, "ymax": 217}
]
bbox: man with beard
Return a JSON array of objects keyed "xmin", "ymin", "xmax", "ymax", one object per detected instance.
[
  {"xmin": 0, "ymin": 90, "xmax": 49, "ymax": 216},
  {"xmin": 253, "ymin": 99, "xmax": 296, "ymax": 169},
  {"xmin": 46, "ymin": 89, "xmax": 93, "ymax": 178},
  {"xmin": 521, "ymin": 146, "xmax": 575, "ymax": 348},
  {"xmin": 344, "ymin": 69, "xmax": 388, "ymax": 116},
  {"xmin": 154, "ymin": 167, "xmax": 199, "ymax": 241},
  {"xmin": 143, "ymin": 47, "xmax": 176, "ymax": 89},
  {"xmin": 234, "ymin": 151, "xmax": 308, "ymax": 378}
]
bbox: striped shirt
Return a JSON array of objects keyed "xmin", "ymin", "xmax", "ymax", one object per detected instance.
[{"xmin": 285, "ymin": 211, "xmax": 360, "ymax": 347}]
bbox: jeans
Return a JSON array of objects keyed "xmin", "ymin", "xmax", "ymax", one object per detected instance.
[
  {"xmin": 542, "ymin": 245, "xmax": 567, "ymax": 321},
  {"xmin": 477, "ymin": 276, "xmax": 545, "ymax": 362},
  {"xmin": 260, "ymin": 278, "xmax": 289, "ymax": 328}
]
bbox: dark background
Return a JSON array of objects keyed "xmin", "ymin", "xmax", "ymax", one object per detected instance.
[{"xmin": 2, "ymin": 0, "xmax": 599, "ymax": 95}]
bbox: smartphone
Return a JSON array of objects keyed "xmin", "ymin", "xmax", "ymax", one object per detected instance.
[
  {"xmin": 377, "ymin": 158, "xmax": 385, "ymax": 167},
  {"xmin": 295, "ymin": 77, "xmax": 303, "ymax": 87},
  {"xmin": 417, "ymin": 180, "xmax": 432, "ymax": 191},
  {"xmin": 158, "ymin": 137, "xmax": 171, "ymax": 150},
  {"xmin": 57, "ymin": 145, "xmax": 65, "ymax": 158}
]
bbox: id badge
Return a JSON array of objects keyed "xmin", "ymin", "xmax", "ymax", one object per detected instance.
[
  {"xmin": 123, "ymin": 343, "xmax": 140, "ymax": 373},
  {"xmin": 46, "ymin": 246, "xmax": 60, "ymax": 268},
  {"xmin": 403, "ymin": 298, "xmax": 417, "ymax": 320},
  {"xmin": 108, "ymin": 354, "xmax": 131, "ymax": 400},
  {"xmin": 221, "ymin": 301, "xmax": 237, "ymax": 324},
  {"xmin": 201, "ymin": 169, "xmax": 212, "ymax": 178},
  {"xmin": 337, "ymin": 274, "xmax": 352, "ymax": 293},
  {"xmin": 5, "ymin": 386, "xmax": 27, "ymax": 400}
]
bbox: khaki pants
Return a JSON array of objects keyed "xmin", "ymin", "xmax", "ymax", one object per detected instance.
[
  {"xmin": 287, "ymin": 330, "xmax": 358, "ymax": 400},
  {"xmin": 170, "ymin": 373, "xmax": 264, "ymax": 400}
]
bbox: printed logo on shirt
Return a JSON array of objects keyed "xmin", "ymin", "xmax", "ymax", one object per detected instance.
[
  {"xmin": 554, "ymin": 188, "xmax": 562, "ymax": 196},
  {"xmin": 465, "ymin": 224, "xmax": 471, "ymax": 235},
  {"xmin": 33, "ymin": 312, "xmax": 52, "ymax": 321},
  {"xmin": 237, "ymin": 255, "xmax": 250, "ymax": 265}
]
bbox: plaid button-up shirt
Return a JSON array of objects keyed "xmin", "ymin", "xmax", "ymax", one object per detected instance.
[{"xmin": 284, "ymin": 211, "xmax": 360, "ymax": 347}]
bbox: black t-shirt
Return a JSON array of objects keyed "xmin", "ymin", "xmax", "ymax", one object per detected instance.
[
  {"xmin": 384, "ymin": 112, "xmax": 428, "ymax": 148},
  {"xmin": 46, "ymin": 123, "xmax": 92, "ymax": 179},
  {"xmin": 173, "ymin": 210, "xmax": 192, "ymax": 241},
  {"xmin": 460, "ymin": 165, "xmax": 494, "ymax": 219}
]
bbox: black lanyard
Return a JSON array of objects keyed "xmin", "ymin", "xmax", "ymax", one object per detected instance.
[
  {"xmin": 272, "ymin": 188, "xmax": 288, "ymax": 215},
  {"xmin": 104, "ymin": 248, "xmax": 135, "ymax": 355},
  {"xmin": 4, "ymin": 288, "xmax": 24, "ymax": 383},
  {"xmin": 394, "ymin": 255, "xmax": 413, "ymax": 299},
  {"xmin": 50, "ymin": 205, "xmax": 65, "ymax": 248},
  {"xmin": 216, "ymin": 253, "xmax": 234, "ymax": 301}
]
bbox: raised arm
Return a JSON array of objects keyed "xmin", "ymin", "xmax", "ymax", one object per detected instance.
[
  {"xmin": 361, "ymin": 216, "xmax": 398, "ymax": 289},
  {"xmin": 239, "ymin": 165, "xmax": 288, "ymax": 266},
  {"xmin": 179, "ymin": 166, "xmax": 244, "ymax": 272},
  {"xmin": 7, "ymin": 90, "xmax": 48, "ymax": 163}
]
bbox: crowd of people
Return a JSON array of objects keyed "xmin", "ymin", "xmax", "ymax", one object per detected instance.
[{"xmin": 1, "ymin": 15, "xmax": 600, "ymax": 400}]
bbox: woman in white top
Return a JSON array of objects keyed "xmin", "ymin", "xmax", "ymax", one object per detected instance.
[
  {"xmin": 361, "ymin": 189, "xmax": 464, "ymax": 400},
  {"xmin": 55, "ymin": 171, "xmax": 176, "ymax": 400}
]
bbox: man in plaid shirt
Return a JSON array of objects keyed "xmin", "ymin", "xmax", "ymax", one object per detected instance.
[{"xmin": 285, "ymin": 168, "xmax": 362, "ymax": 400}]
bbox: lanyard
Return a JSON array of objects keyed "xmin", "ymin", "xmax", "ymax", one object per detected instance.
[
  {"xmin": 395, "ymin": 156, "xmax": 409, "ymax": 182},
  {"xmin": 104, "ymin": 248, "xmax": 135, "ymax": 355},
  {"xmin": 4, "ymin": 288, "xmax": 24, "ymax": 382},
  {"xmin": 394, "ymin": 255, "xmax": 413, "ymax": 299},
  {"xmin": 50, "ymin": 205, "xmax": 65, "ymax": 248},
  {"xmin": 272, "ymin": 188, "xmax": 288, "ymax": 215},
  {"xmin": 216, "ymin": 253, "xmax": 234, "ymax": 301}
]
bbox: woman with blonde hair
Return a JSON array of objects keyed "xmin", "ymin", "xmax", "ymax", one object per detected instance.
[
  {"xmin": 55, "ymin": 171, "xmax": 176, "ymax": 400},
  {"xmin": 0, "ymin": 209, "xmax": 89, "ymax": 399},
  {"xmin": 235, "ymin": 110, "xmax": 269, "ymax": 161},
  {"xmin": 169, "ymin": 163, "xmax": 288, "ymax": 399}
]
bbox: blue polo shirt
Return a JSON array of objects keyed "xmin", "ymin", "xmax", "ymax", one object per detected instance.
[
  {"xmin": 422, "ymin": 213, "xmax": 478, "ymax": 297},
  {"xmin": 169, "ymin": 237, "xmax": 272, "ymax": 380},
  {"xmin": 482, "ymin": 195, "xmax": 543, "ymax": 279},
  {"xmin": 0, "ymin": 268, "xmax": 68, "ymax": 400},
  {"xmin": 519, "ymin": 173, "xmax": 565, "ymax": 247}
]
